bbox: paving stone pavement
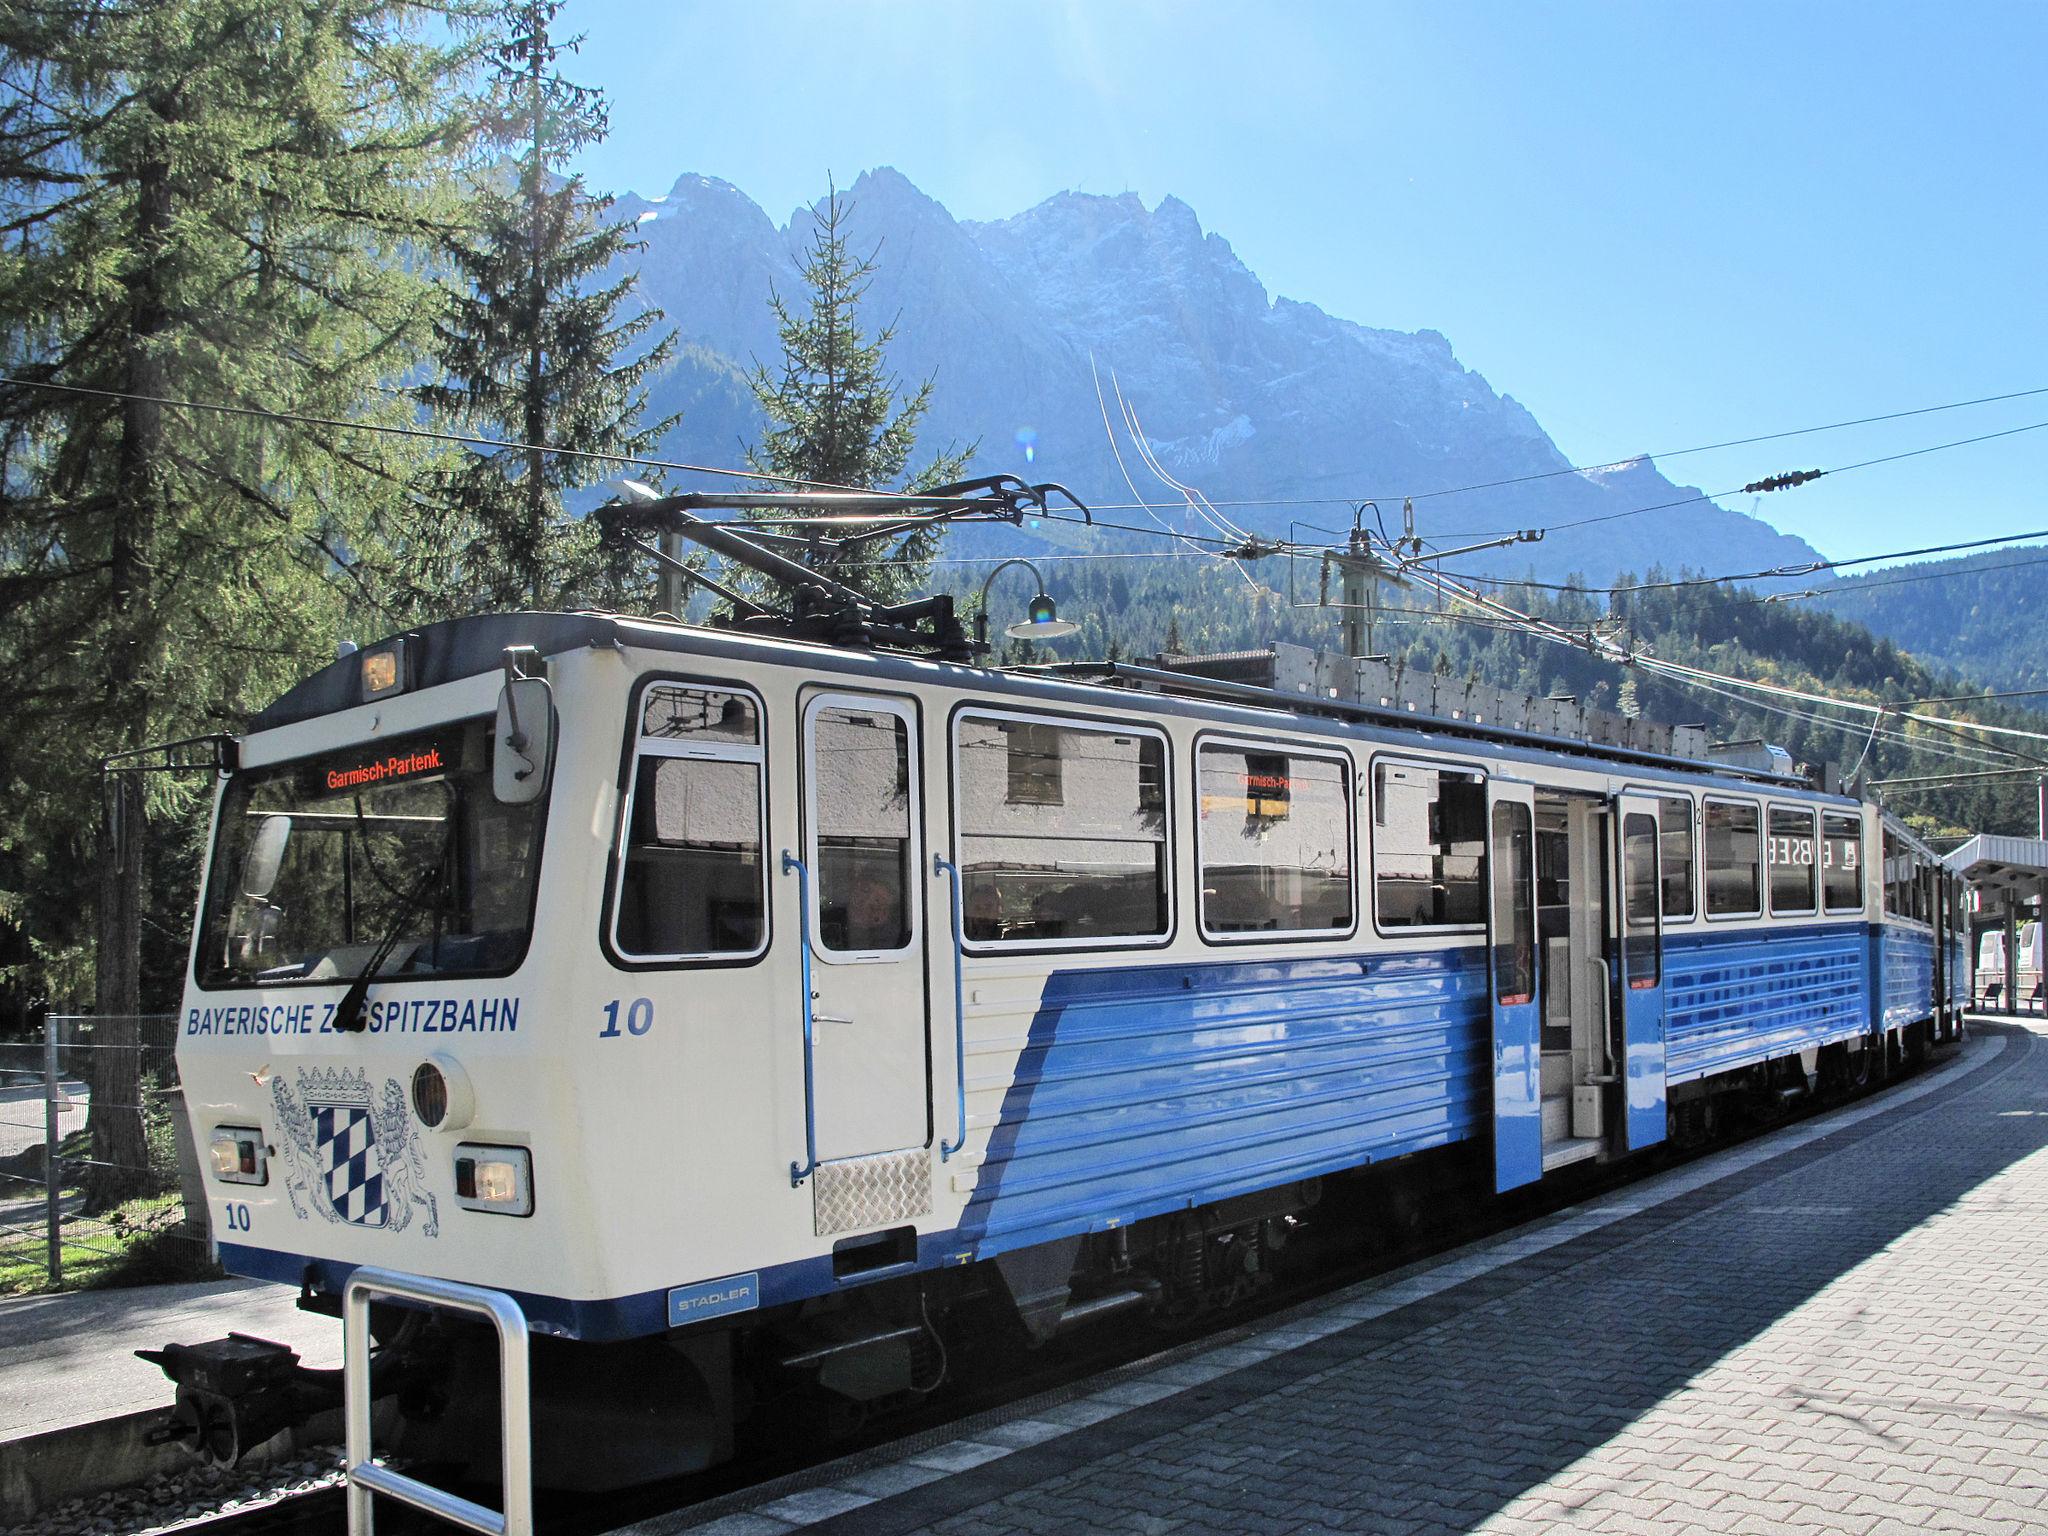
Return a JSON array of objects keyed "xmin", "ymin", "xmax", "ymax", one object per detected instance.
[{"xmin": 633, "ymin": 1021, "xmax": 2048, "ymax": 1536}]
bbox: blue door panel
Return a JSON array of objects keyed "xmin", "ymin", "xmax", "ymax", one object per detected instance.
[
  {"xmin": 1879, "ymin": 923, "xmax": 1935, "ymax": 1029},
  {"xmin": 1492, "ymin": 995, "xmax": 1542, "ymax": 1189},
  {"xmin": 1621, "ymin": 995, "xmax": 1666, "ymax": 1148}
]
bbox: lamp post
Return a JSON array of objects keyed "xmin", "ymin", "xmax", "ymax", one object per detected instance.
[{"xmin": 975, "ymin": 557, "xmax": 1079, "ymax": 654}]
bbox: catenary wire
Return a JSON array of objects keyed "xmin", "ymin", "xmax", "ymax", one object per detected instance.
[
  {"xmin": 1433, "ymin": 527, "xmax": 2048, "ymax": 596},
  {"xmin": 1059, "ymin": 382, "xmax": 2048, "ymax": 515}
]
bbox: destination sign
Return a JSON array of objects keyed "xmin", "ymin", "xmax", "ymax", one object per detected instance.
[{"xmin": 295, "ymin": 725, "xmax": 472, "ymax": 799}]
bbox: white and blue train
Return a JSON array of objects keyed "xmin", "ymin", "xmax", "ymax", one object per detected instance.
[{"xmin": 168, "ymin": 607, "xmax": 1968, "ymax": 1477}]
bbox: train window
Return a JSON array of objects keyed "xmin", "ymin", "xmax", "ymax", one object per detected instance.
[
  {"xmin": 954, "ymin": 713, "xmax": 1169, "ymax": 947},
  {"xmin": 613, "ymin": 683, "xmax": 767, "ymax": 962},
  {"xmin": 809, "ymin": 704, "xmax": 914, "ymax": 955},
  {"xmin": 1658, "ymin": 796, "xmax": 1695, "ymax": 920},
  {"xmin": 1373, "ymin": 762, "xmax": 1486, "ymax": 929},
  {"xmin": 1767, "ymin": 806, "xmax": 1817, "ymax": 916},
  {"xmin": 1622, "ymin": 812, "xmax": 1661, "ymax": 988},
  {"xmin": 1822, "ymin": 812, "xmax": 1862, "ymax": 913},
  {"xmin": 1490, "ymin": 801, "xmax": 1535, "ymax": 1005},
  {"xmin": 1196, "ymin": 741, "xmax": 1353, "ymax": 939},
  {"xmin": 198, "ymin": 716, "xmax": 545, "ymax": 988},
  {"xmin": 1702, "ymin": 799, "xmax": 1762, "ymax": 917}
]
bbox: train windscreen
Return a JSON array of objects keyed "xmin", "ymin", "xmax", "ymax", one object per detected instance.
[{"xmin": 195, "ymin": 717, "xmax": 545, "ymax": 988}]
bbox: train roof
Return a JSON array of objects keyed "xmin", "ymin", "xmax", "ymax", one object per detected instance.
[{"xmin": 254, "ymin": 610, "xmax": 1859, "ymax": 806}]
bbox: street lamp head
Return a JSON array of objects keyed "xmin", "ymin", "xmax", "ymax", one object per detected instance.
[
  {"xmin": 975, "ymin": 558, "xmax": 1082, "ymax": 652},
  {"xmin": 1004, "ymin": 591, "xmax": 1079, "ymax": 641}
]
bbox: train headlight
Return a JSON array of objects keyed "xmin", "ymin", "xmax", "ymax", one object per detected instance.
[
  {"xmin": 410, "ymin": 1052, "xmax": 476, "ymax": 1131},
  {"xmin": 209, "ymin": 1127, "xmax": 267, "ymax": 1185},
  {"xmin": 453, "ymin": 1144, "xmax": 532, "ymax": 1216},
  {"xmin": 360, "ymin": 639, "xmax": 406, "ymax": 700}
]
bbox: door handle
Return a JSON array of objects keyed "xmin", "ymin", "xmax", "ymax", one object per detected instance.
[
  {"xmin": 812, "ymin": 1012, "xmax": 854, "ymax": 1026},
  {"xmin": 783, "ymin": 850, "xmax": 819, "ymax": 1188}
]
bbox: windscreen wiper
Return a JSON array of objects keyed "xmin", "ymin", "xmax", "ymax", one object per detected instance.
[{"xmin": 332, "ymin": 833, "xmax": 451, "ymax": 1034}]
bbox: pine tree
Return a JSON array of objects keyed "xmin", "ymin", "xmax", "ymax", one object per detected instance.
[
  {"xmin": 0, "ymin": 0, "xmax": 477, "ymax": 1205},
  {"xmin": 418, "ymin": 0, "xmax": 676, "ymax": 613},
  {"xmin": 745, "ymin": 183, "xmax": 973, "ymax": 603}
]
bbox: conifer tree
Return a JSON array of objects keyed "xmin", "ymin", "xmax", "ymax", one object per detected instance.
[
  {"xmin": 419, "ymin": 0, "xmax": 676, "ymax": 612},
  {"xmin": 0, "ymin": 0, "xmax": 477, "ymax": 1205},
  {"xmin": 746, "ymin": 183, "xmax": 973, "ymax": 603}
]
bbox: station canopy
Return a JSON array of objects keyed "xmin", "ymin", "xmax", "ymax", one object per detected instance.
[{"xmin": 1944, "ymin": 832, "xmax": 2048, "ymax": 904}]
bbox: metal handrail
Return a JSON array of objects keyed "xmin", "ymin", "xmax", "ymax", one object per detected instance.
[
  {"xmin": 933, "ymin": 854, "xmax": 969, "ymax": 1160},
  {"xmin": 783, "ymin": 850, "xmax": 820, "ymax": 1187},
  {"xmin": 344, "ymin": 1267, "xmax": 531, "ymax": 1536}
]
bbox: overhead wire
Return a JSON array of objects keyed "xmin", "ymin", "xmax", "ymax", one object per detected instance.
[
  {"xmin": 1763, "ymin": 550, "xmax": 2048, "ymax": 605},
  {"xmin": 1374, "ymin": 545, "xmax": 2043, "ymax": 772},
  {"xmin": 1043, "ymin": 382, "xmax": 2048, "ymax": 515},
  {"xmin": 1433, "ymin": 416, "xmax": 2048, "ymax": 541},
  {"xmin": 0, "ymin": 374, "xmax": 875, "ymax": 493},
  {"xmin": 1437, "ymin": 525, "xmax": 2048, "ymax": 596}
]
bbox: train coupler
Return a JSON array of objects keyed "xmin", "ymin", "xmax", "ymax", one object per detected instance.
[{"xmin": 136, "ymin": 1332, "xmax": 342, "ymax": 1465}]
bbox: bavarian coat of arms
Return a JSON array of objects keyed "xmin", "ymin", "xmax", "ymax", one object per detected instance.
[{"xmin": 271, "ymin": 1066, "xmax": 438, "ymax": 1237}]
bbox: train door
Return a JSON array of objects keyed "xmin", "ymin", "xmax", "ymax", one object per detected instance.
[
  {"xmin": 1534, "ymin": 793, "xmax": 1611, "ymax": 1173},
  {"xmin": 1932, "ymin": 864, "xmax": 1948, "ymax": 1033},
  {"xmin": 1612, "ymin": 794, "xmax": 1668, "ymax": 1150},
  {"xmin": 1487, "ymin": 779, "xmax": 1543, "ymax": 1193},
  {"xmin": 800, "ymin": 692, "xmax": 931, "ymax": 1164}
]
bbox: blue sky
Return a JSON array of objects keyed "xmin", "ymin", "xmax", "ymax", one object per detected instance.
[{"xmin": 566, "ymin": 0, "xmax": 2048, "ymax": 564}]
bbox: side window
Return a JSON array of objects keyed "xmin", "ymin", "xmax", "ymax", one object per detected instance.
[
  {"xmin": 1490, "ymin": 801, "xmax": 1535, "ymax": 1005},
  {"xmin": 1197, "ymin": 742, "xmax": 1353, "ymax": 939},
  {"xmin": 1822, "ymin": 812, "xmax": 1862, "ymax": 913},
  {"xmin": 955, "ymin": 713, "xmax": 1169, "ymax": 946},
  {"xmin": 1622, "ymin": 811, "xmax": 1662, "ymax": 988},
  {"xmin": 613, "ymin": 684, "xmax": 767, "ymax": 961},
  {"xmin": 1883, "ymin": 830, "xmax": 1903, "ymax": 917},
  {"xmin": 1658, "ymin": 795, "xmax": 1695, "ymax": 920},
  {"xmin": 1768, "ymin": 806, "xmax": 1817, "ymax": 916},
  {"xmin": 1703, "ymin": 799, "xmax": 1762, "ymax": 918},
  {"xmin": 810, "ymin": 704, "xmax": 914, "ymax": 955},
  {"xmin": 1373, "ymin": 762, "xmax": 1486, "ymax": 929}
]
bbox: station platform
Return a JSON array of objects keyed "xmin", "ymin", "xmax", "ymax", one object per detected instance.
[{"xmin": 625, "ymin": 1018, "xmax": 2048, "ymax": 1536}]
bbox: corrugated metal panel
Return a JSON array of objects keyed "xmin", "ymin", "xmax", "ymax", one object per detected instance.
[
  {"xmin": 961, "ymin": 949, "xmax": 1489, "ymax": 1252},
  {"xmin": 1882, "ymin": 924, "xmax": 1935, "ymax": 1029},
  {"xmin": 1664, "ymin": 925, "xmax": 1867, "ymax": 1084}
]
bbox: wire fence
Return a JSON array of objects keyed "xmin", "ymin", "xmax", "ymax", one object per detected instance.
[{"xmin": 0, "ymin": 1013, "xmax": 207, "ymax": 1289}]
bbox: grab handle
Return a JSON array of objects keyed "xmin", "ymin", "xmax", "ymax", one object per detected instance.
[
  {"xmin": 933, "ymin": 854, "xmax": 968, "ymax": 1160},
  {"xmin": 782, "ymin": 850, "xmax": 819, "ymax": 1187}
]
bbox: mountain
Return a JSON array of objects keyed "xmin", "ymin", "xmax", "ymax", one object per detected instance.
[
  {"xmin": 1814, "ymin": 545, "xmax": 2048, "ymax": 691},
  {"xmin": 609, "ymin": 168, "xmax": 1825, "ymax": 585}
]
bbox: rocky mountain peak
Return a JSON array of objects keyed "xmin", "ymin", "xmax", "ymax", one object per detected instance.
[{"xmin": 607, "ymin": 166, "xmax": 1824, "ymax": 584}]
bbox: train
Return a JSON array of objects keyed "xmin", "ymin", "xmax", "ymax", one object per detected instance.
[{"xmin": 157, "ymin": 582, "xmax": 1971, "ymax": 1485}]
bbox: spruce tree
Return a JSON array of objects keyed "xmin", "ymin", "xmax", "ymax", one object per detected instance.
[
  {"xmin": 419, "ymin": 0, "xmax": 677, "ymax": 613},
  {"xmin": 0, "ymin": 0, "xmax": 476, "ymax": 1205},
  {"xmin": 746, "ymin": 183, "xmax": 973, "ymax": 603}
]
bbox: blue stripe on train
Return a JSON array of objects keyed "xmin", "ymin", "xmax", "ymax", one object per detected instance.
[
  {"xmin": 1662, "ymin": 922, "xmax": 1869, "ymax": 1084},
  {"xmin": 958, "ymin": 948, "xmax": 1491, "ymax": 1256}
]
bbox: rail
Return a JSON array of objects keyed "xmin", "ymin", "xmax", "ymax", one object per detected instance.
[
  {"xmin": 344, "ymin": 1266, "xmax": 532, "ymax": 1536},
  {"xmin": 782, "ymin": 851, "xmax": 820, "ymax": 1187},
  {"xmin": 933, "ymin": 853, "xmax": 968, "ymax": 1160}
]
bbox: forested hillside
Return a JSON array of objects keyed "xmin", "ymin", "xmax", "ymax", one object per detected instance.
[
  {"xmin": 950, "ymin": 548, "xmax": 2047, "ymax": 843},
  {"xmin": 1815, "ymin": 545, "xmax": 2048, "ymax": 691}
]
